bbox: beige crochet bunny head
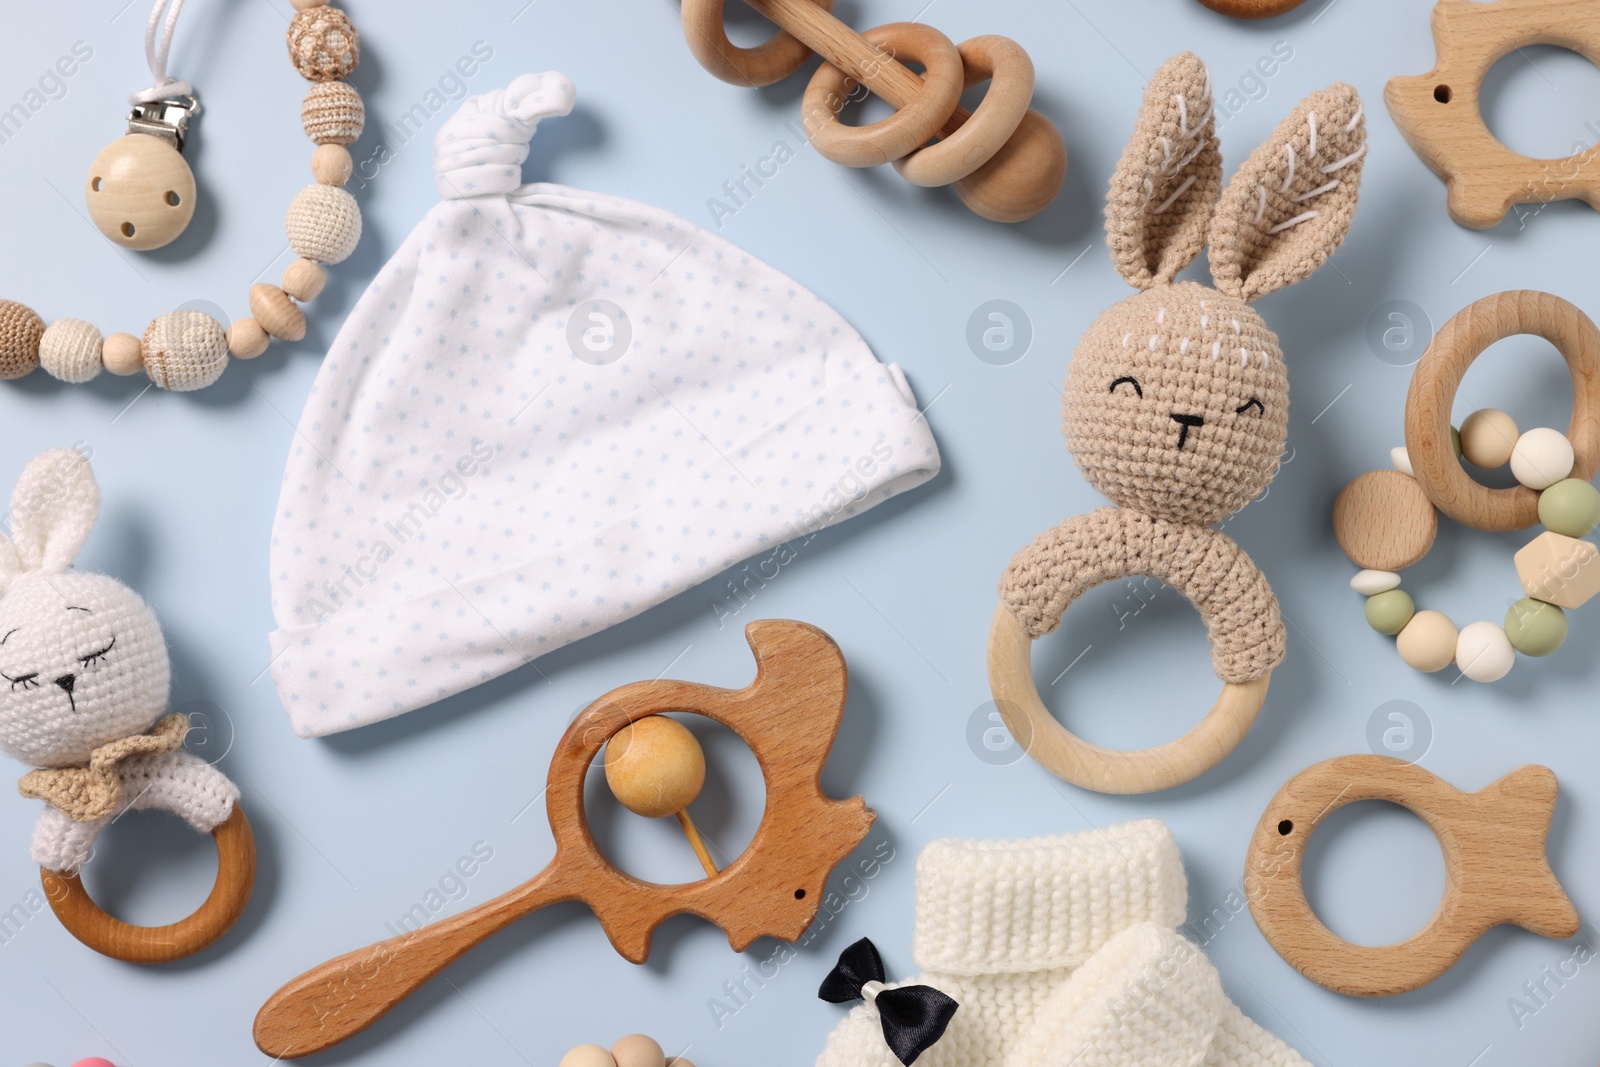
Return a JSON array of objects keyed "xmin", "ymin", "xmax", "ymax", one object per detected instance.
[
  {"xmin": 0, "ymin": 450, "xmax": 170, "ymax": 768},
  {"xmin": 1065, "ymin": 52, "xmax": 1366, "ymax": 526}
]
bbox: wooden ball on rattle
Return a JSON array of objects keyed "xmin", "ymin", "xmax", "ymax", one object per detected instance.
[{"xmin": 604, "ymin": 716, "xmax": 719, "ymax": 877}]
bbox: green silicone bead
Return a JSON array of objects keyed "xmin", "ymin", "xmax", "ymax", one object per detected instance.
[
  {"xmin": 1366, "ymin": 589, "xmax": 1416, "ymax": 635},
  {"xmin": 1504, "ymin": 598, "xmax": 1568, "ymax": 656},
  {"xmin": 1538, "ymin": 478, "xmax": 1600, "ymax": 537},
  {"xmin": 1452, "ymin": 426, "xmax": 1462, "ymax": 458}
]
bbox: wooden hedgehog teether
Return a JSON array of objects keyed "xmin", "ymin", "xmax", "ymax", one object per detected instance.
[
  {"xmin": 680, "ymin": 0, "xmax": 1067, "ymax": 222},
  {"xmin": 988, "ymin": 53, "xmax": 1367, "ymax": 794},
  {"xmin": 254, "ymin": 619, "xmax": 873, "ymax": 1059}
]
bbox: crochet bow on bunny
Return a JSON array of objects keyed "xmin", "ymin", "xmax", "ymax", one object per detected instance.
[
  {"xmin": 0, "ymin": 449, "xmax": 252, "ymax": 962},
  {"xmin": 991, "ymin": 53, "xmax": 1367, "ymax": 794}
]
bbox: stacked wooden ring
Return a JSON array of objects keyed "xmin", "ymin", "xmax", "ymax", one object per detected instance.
[
  {"xmin": 1334, "ymin": 291, "xmax": 1600, "ymax": 682},
  {"xmin": 560, "ymin": 1034, "xmax": 694, "ymax": 1067},
  {"xmin": 0, "ymin": 0, "xmax": 364, "ymax": 393},
  {"xmin": 680, "ymin": 0, "xmax": 1067, "ymax": 222}
]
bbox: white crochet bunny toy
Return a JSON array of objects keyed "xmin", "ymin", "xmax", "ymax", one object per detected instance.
[{"xmin": 0, "ymin": 448, "xmax": 239, "ymax": 875}]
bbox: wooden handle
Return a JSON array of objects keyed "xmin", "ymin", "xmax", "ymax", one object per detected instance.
[{"xmin": 254, "ymin": 864, "xmax": 571, "ymax": 1059}]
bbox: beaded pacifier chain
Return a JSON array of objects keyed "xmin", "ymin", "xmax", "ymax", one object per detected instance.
[{"xmin": 0, "ymin": 0, "xmax": 365, "ymax": 392}]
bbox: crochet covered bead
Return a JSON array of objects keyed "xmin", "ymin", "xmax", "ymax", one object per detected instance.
[
  {"xmin": 38, "ymin": 319, "xmax": 104, "ymax": 383},
  {"xmin": 0, "ymin": 299, "xmax": 45, "ymax": 380},
  {"xmin": 286, "ymin": 184, "xmax": 362, "ymax": 264},
  {"xmin": 143, "ymin": 310, "xmax": 230, "ymax": 392},
  {"xmin": 301, "ymin": 81, "xmax": 365, "ymax": 145},
  {"xmin": 287, "ymin": 6, "xmax": 360, "ymax": 81}
]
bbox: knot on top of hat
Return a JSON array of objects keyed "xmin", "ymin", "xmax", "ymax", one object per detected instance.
[{"xmin": 434, "ymin": 72, "xmax": 576, "ymax": 200}]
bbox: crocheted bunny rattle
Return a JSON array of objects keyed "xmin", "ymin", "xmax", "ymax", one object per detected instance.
[
  {"xmin": 988, "ymin": 53, "xmax": 1367, "ymax": 795},
  {"xmin": 0, "ymin": 448, "xmax": 254, "ymax": 961}
]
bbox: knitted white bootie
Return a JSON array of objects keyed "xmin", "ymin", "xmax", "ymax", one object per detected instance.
[{"xmin": 815, "ymin": 821, "xmax": 1309, "ymax": 1067}]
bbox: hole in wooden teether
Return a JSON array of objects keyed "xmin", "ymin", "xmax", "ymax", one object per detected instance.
[
  {"xmin": 121, "ymin": 222, "xmax": 136, "ymax": 238},
  {"xmin": 1302, "ymin": 800, "xmax": 1444, "ymax": 947},
  {"xmin": 587, "ymin": 712, "xmax": 765, "ymax": 886},
  {"xmin": 165, "ymin": 190, "xmax": 182, "ymax": 206},
  {"xmin": 1433, "ymin": 84, "xmax": 1451, "ymax": 104},
  {"xmin": 794, "ymin": 888, "xmax": 807, "ymax": 900},
  {"xmin": 1481, "ymin": 46, "xmax": 1600, "ymax": 160},
  {"xmin": 77, "ymin": 808, "xmax": 219, "ymax": 926},
  {"xmin": 91, "ymin": 177, "xmax": 103, "ymax": 192},
  {"xmin": 1451, "ymin": 334, "xmax": 1575, "ymax": 490},
  {"xmin": 1277, "ymin": 819, "xmax": 1293, "ymax": 836}
]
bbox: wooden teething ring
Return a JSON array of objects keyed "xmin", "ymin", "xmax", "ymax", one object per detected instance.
[
  {"xmin": 42, "ymin": 805, "xmax": 256, "ymax": 963},
  {"xmin": 987, "ymin": 606, "xmax": 1270, "ymax": 795},
  {"xmin": 1406, "ymin": 290, "xmax": 1600, "ymax": 532},
  {"xmin": 1386, "ymin": 0, "xmax": 1600, "ymax": 229},
  {"xmin": 679, "ymin": 0, "xmax": 1066, "ymax": 222}
]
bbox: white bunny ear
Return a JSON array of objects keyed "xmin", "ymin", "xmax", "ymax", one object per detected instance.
[
  {"xmin": 4, "ymin": 448, "xmax": 100, "ymax": 578},
  {"xmin": 1209, "ymin": 83, "xmax": 1367, "ymax": 303},
  {"xmin": 1106, "ymin": 52, "xmax": 1223, "ymax": 290}
]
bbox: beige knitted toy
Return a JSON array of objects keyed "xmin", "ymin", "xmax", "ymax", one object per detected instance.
[
  {"xmin": 0, "ymin": 449, "xmax": 241, "ymax": 875},
  {"xmin": 990, "ymin": 52, "xmax": 1367, "ymax": 794},
  {"xmin": 815, "ymin": 820, "xmax": 1310, "ymax": 1067}
]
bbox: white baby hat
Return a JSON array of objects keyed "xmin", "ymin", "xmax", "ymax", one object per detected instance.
[
  {"xmin": 816, "ymin": 821, "xmax": 1310, "ymax": 1067},
  {"xmin": 269, "ymin": 74, "xmax": 941, "ymax": 737}
]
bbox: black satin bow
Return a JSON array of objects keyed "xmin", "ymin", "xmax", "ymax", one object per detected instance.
[{"xmin": 819, "ymin": 937, "xmax": 958, "ymax": 1065}]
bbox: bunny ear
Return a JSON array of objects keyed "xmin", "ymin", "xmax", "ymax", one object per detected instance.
[
  {"xmin": 4, "ymin": 449, "xmax": 100, "ymax": 577},
  {"xmin": 1106, "ymin": 52, "xmax": 1223, "ymax": 290},
  {"xmin": 1209, "ymin": 83, "xmax": 1367, "ymax": 303}
]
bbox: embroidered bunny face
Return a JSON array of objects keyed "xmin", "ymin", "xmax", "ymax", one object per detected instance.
[
  {"xmin": 0, "ymin": 572, "xmax": 170, "ymax": 768},
  {"xmin": 1062, "ymin": 52, "xmax": 1365, "ymax": 527},
  {"xmin": 0, "ymin": 448, "xmax": 169, "ymax": 768}
]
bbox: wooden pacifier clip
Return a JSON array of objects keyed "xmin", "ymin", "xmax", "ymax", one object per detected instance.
[
  {"xmin": 1245, "ymin": 754, "xmax": 1579, "ymax": 997},
  {"xmin": 254, "ymin": 619, "xmax": 874, "ymax": 1059},
  {"xmin": 1334, "ymin": 291, "xmax": 1600, "ymax": 682}
]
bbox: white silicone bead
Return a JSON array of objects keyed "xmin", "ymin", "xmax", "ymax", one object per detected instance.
[
  {"xmin": 1350, "ymin": 569, "xmax": 1402, "ymax": 596},
  {"xmin": 1389, "ymin": 446, "xmax": 1414, "ymax": 477},
  {"xmin": 1455, "ymin": 621, "xmax": 1515, "ymax": 683},
  {"xmin": 38, "ymin": 318, "xmax": 103, "ymax": 383},
  {"xmin": 1510, "ymin": 427, "xmax": 1576, "ymax": 490}
]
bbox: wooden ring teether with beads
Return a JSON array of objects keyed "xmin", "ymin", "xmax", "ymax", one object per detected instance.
[
  {"xmin": 254, "ymin": 620, "xmax": 874, "ymax": 1059},
  {"xmin": 42, "ymin": 806, "xmax": 257, "ymax": 964},
  {"xmin": 1335, "ymin": 292, "xmax": 1600, "ymax": 682},
  {"xmin": 1245, "ymin": 754, "xmax": 1579, "ymax": 997},
  {"xmin": 1385, "ymin": 0, "xmax": 1600, "ymax": 229},
  {"xmin": 679, "ymin": 0, "xmax": 1067, "ymax": 222},
  {"xmin": 0, "ymin": 0, "xmax": 366, "ymax": 392}
]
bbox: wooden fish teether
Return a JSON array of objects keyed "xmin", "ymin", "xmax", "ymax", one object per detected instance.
[
  {"xmin": 679, "ymin": 0, "xmax": 1067, "ymax": 222},
  {"xmin": 1245, "ymin": 754, "xmax": 1579, "ymax": 997},
  {"xmin": 254, "ymin": 619, "xmax": 873, "ymax": 1059}
]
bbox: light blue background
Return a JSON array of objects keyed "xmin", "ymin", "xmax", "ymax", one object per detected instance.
[{"xmin": 3, "ymin": 0, "xmax": 1600, "ymax": 1063}]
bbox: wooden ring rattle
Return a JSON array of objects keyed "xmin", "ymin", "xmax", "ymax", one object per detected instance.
[
  {"xmin": 1386, "ymin": 0, "xmax": 1600, "ymax": 228},
  {"xmin": 1244, "ymin": 754, "xmax": 1579, "ymax": 997},
  {"xmin": 680, "ymin": 0, "xmax": 1067, "ymax": 222},
  {"xmin": 987, "ymin": 605, "xmax": 1271, "ymax": 795},
  {"xmin": 255, "ymin": 619, "xmax": 873, "ymax": 1059},
  {"xmin": 42, "ymin": 805, "xmax": 256, "ymax": 964}
]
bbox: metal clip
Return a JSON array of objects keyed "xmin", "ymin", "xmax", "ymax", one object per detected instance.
[{"xmin": 126, "ymin": 95, "xmax": 201, "ymax": 153}]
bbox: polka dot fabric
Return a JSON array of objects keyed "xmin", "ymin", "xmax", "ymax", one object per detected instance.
[{"xmin": 268, "ymin": 74, "xmax": 942, "ymax": 738}]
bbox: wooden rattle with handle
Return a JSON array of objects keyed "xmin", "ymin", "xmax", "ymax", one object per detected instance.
[
  {"xmin": 681, "ymin": 0, "xmax": 1067, "ymax": 222},
  {"xmin": 253, "ymin": 620, "xmax": 873, "ymax": 1060}
]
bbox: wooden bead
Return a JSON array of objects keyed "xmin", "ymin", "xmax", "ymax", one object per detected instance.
[
  {"xmin": 143, "ymin": 310, "xmax": 229, "ymax": 391},
  {"xmin": 287, "ymin": 184, "xmax": 362, "ymax": 264},
  {"xmin": 302, "ymin": 81, "xmax": 365, "ymax": 145},
  {"xmin": 102, "ymin": 332, "xmax": 144, "ymax": 376},
  {"xmin": 1459, "ymin": 408, "xmax": 1518, "ymax": 468},
  {"xmin": 283, "ymin": 258, "xmax": 327, "ymax": 302},
  {"xmin": 39, "ymin": 319, "xmax": 103, "ymax": 383},
  {"xmin": 85, "ymin": 134, "xmax": 196, "ymax": 251},
  {"xmin": 1515, "ymin": 531, "xmax": 1600, "ymax": 610},
  {"xmin": 1334, "ymin": 470, "xmax": 1439, "ymax": 571},
  {"xmin": 1455, "ymin": 621, "xmax": 1514, "ymax": 683},
  {"xmin": 312, "ymin": 143, "xmax": 353, "ymax": 186},
  {"xmin": 1396, "ymin": 610, "xmax": 1458, "ymax": 673},
  {"xmin": 605, "ymin": 717, "xmax": 705, "ymax": 819},
  {"xmin": 610, "ymin": 1035, "xmax": 665, "ymax": 1067},
  {"xmin": 227, "ymin": 318, "xmax": 271, "ymax": 360},
  {"xmin": 288, "ymin": 7, "xmax": 360, "ymax": 81},
  {"xmin": 1510, "ymin": 428, "xmax": 1576, "ymax": 491},
  {"xmin": 0, "ymin": 299, "xmax": 45, "ymax": 380},
  {"xmin": 250, "ymin": 284, "xmax": 307, "ymax": 342},
  {"xmin": 560, "ymin": 1045, "xmax": 616, "ymax": 1067}
]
